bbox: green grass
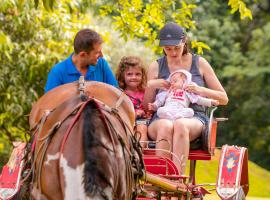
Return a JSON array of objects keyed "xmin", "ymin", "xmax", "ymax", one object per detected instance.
[{"xmin": 191, "ymin": 149, "xmax": 270, "ymax": 198}]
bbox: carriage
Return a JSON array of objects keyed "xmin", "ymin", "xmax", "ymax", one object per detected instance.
[{"xmin": 0, "ymin": 79, "xmax": 249, "ymax": 200}]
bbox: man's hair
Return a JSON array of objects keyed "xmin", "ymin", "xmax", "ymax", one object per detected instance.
[{"xmin": 73, "ymin": 29, "xmax": 103, "ymax": 54}]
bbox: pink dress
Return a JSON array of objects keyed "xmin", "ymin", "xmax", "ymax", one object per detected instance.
[{"xmin": 124, "ymin": 90, "xmax": 144, "ymax": 114}]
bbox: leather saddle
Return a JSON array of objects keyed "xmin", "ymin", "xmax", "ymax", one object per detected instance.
[{"xmin": 29, "ymin": 81, "xmax": 135, "ymax": 132}]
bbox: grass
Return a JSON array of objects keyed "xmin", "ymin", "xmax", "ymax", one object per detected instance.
[
  {"xmin": 203, "ymin": 194, "xmax": 270, "ymax": 200},
  {"xmin": 191, "ymin": 149, "xmax": 270, "ymax": 198}
]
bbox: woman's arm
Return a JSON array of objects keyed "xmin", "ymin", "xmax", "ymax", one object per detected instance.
[
  {"xmin": 185, "ymin": 57, "xmax": 229, "ymax": 105},
  {"xmin": 142, "ymin": 61, "xmax": 170, "ymax": 109}
]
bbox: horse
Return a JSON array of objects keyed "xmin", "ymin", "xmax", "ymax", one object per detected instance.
[{"xmin": 23, "ymin": 81, "xmax": 144, "ymax": 200}]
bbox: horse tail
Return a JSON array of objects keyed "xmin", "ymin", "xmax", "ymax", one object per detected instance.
[{"xmin": 82, "ymin": 100, "xmax": 112, "ymax": 199}]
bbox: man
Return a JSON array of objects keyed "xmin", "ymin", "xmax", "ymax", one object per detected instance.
[{"xmin": 44, "ymin": 29, "xmax": 118, "ymax": 93}]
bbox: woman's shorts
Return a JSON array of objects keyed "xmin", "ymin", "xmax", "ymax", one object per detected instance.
[
  {"xmin": 136, "ymin": 118, "xmax": 149, "ymax": 126},
  {"xmin": 149, "ymin": 111, "xmax": 209, "ymax": 126}
]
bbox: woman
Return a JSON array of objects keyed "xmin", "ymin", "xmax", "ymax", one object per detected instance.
[{"xmin": 143, "ymin": 22, "xmax": 228, "ymax": 175}]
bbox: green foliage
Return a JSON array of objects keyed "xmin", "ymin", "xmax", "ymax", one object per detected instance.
[
  {"xmin": 191, "ymin": 40, "xmax": 211, "ymax": 55},
  {"xmin": 228, "ymin": 0, "xmax": 253, "ymax": 20},
  {"xmin": 0, "ymin": 0, "xmax": 84, "ymax": 164},
  {"xmin": 192, "ymin": 0, "xmax": 270, "ymax": 169},
  {"xmin": 32, "ymin": 0, "xmax": 253, "ymax": 54},
  {"xmin": 99, "ymin": 0, "xmax": 198, "ymax": 52},
  {"xmin": 34, "ymin": 0, "xmax": 213, "ymax": 54},
  {"xmin": 0, "ymin": 0, "xmax": 155, "ymax": 165}
]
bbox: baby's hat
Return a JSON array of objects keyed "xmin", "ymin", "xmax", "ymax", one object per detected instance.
[{"xmin": 168, "ymin": 69, "xmax": 192, "ymax": 83}]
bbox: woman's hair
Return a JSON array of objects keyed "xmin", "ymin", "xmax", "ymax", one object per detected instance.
[
  {"xmin": 116, "ymin": 56, "xmax": 147, "ymax": 91},
  {"xmin": 182, "ymin": 36, "xmax": 190, "ymax": 55},
  {"xmin": 163, "ymin": 36, "xmax": 190, "ymax": 56}
]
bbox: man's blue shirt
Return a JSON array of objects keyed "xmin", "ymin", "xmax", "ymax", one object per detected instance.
[{"xmin": 45, "ymin": 55, "xmax": 118, "ymax": 93}]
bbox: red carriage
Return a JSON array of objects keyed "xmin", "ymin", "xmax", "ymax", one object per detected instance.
[
  {"xmin": 0, "ymin": 80, "xmax": 249, "ymax": 200},
  {"xmin": 135, "ymin": 107, "xmax": 249, "ymax": 199}
]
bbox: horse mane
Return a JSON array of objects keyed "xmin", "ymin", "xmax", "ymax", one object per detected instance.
[{"xmin": 82, "ymin": 100, "xmax": 112, "ymax": 199}]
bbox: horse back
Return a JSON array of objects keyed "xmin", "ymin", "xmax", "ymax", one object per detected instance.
[{"xmin": 29, "ymin": 81, "xmax": 135, "ymax": 131}]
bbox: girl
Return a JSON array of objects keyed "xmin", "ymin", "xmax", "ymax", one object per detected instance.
[{"xmin": 116, "ymin": 56, "xmax": 148, "ymax": 147}]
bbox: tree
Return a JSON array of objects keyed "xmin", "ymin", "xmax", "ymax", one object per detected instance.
[
  {"xmin": 0, "ymin": 0, "xmax": 155, "ymax": 166},
  {"xmin": 28, "ymin": 0, "xmax": 252, "ymax": 54},
  {"xmin": 191, "ymin": 0, "xmax": 270, "ymax": 169}
]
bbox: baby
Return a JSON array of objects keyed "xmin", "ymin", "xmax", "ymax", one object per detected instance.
[{"xmin": 148, "ymin": 69, "xmax": 219, "ymax": 120}]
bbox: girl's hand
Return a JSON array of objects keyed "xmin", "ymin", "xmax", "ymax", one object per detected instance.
[
  {"xmin": 147, "ymin": 79, "xmax": 170, "ymax": 90},
  {"xmin": 184, "ymin": 84, "xmax": 204, "ymax": 95},
  {"xmin": 144, "ymin": 111, "xmax": 153, "ymax": 119},
  {"xmin": 136, "ymin": 109, "xmax": 145, "ymax": 118}
]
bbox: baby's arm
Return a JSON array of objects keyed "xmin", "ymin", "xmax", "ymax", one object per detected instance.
[
  {"xmin": 196, "ymin": 96, "xmax": 219, "ymax": 107},
  {"xmin": 148, "ymin": 90, "xmax": 167, "ymax": 111},
  {"xmin": 187, "ymin": 92, "xmax": 219, "ymax": 107}
]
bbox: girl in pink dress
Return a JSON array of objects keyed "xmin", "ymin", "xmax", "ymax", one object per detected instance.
[{"xmin": 116, "ymin": 56, "xmax": 148, "ymax": 147}]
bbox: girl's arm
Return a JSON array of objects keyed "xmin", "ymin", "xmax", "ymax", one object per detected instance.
[
  {"xmin": 185, "ymin": 57, "xmax": 229, "ymax": 105},
  {"xmin": 142, "ymin": 61, "xmax": 170, "ymax": 110}
]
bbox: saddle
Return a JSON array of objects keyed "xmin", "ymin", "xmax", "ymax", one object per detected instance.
[{"xmin": 29, "ymin": 81, "xmax": 135, "ymax": 132}]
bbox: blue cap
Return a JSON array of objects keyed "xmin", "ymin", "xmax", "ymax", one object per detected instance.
[{"xmin": 158, "ymin": 22, "xmax": 185, "ymax": 46}]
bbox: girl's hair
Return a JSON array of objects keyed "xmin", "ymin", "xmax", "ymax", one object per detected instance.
[
  {"xmin": 163, "ymin": 36, "xmax": 190, "ymax": 55},
  {"xmin": 116, "ymin": 56, "xmax": 147, "ymax": 91}
]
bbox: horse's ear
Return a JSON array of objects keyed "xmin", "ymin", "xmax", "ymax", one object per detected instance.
[{"xmin": 81, "ymin": 94, "xmax": 89, "ymax": 101}]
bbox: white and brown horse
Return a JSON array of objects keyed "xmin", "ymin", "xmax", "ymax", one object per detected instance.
[{"xmin": 23, "ymin": 81, "xmax": 143, "ymax": 200}]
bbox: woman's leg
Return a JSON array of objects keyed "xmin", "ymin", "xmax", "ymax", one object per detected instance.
[
  {"xmin": 173, "ymin": 118, "xmax": 204, "ymax": 174},
  {"xmin": 148, "ymin": 119, "xmax": 174, "ymax": 159}
]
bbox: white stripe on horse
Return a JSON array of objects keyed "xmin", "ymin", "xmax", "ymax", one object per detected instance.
[
  {"xmin": 60, "ymin": 155, "xmax": 112, "ymax": 200},
  {"xmin": 44, "ymin": 152, "xmax": 60, "ymax": 166}
]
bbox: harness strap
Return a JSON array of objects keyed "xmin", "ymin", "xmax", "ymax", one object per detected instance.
[
  {"xmin": 115, "ymin": 91, "xmax": 126, "ymax": 109},
  {"xmin": 97, "ymin": 102, "xmax": 135, "ymax": 200},
  {"xmin": 31, "ymin": 110, "xmax": 51, "ymax": 184},
  {"xmin": 59, "ymin": 99, "xmax": 92, "ymax": 154},
  {"xmin": 28, "ymin": 96, "xmax": 84, "ymax": 197}
]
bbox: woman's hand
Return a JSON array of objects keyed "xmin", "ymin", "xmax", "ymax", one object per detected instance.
[
  {"xmin": 147, "ymin": 79, "xmax": 171, "ymax": 90},
  {"xmin": 184, "ymin": 83, "xmax": 204, "ymax": 95},
  {"xmin": 211, "ymin": 100, "xmax": 219, "ymax": 106}
]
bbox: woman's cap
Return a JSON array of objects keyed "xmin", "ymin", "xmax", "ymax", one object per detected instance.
[{"xmin": 158, "ymin": 22, "xmax": 185, "ymax": 46}]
